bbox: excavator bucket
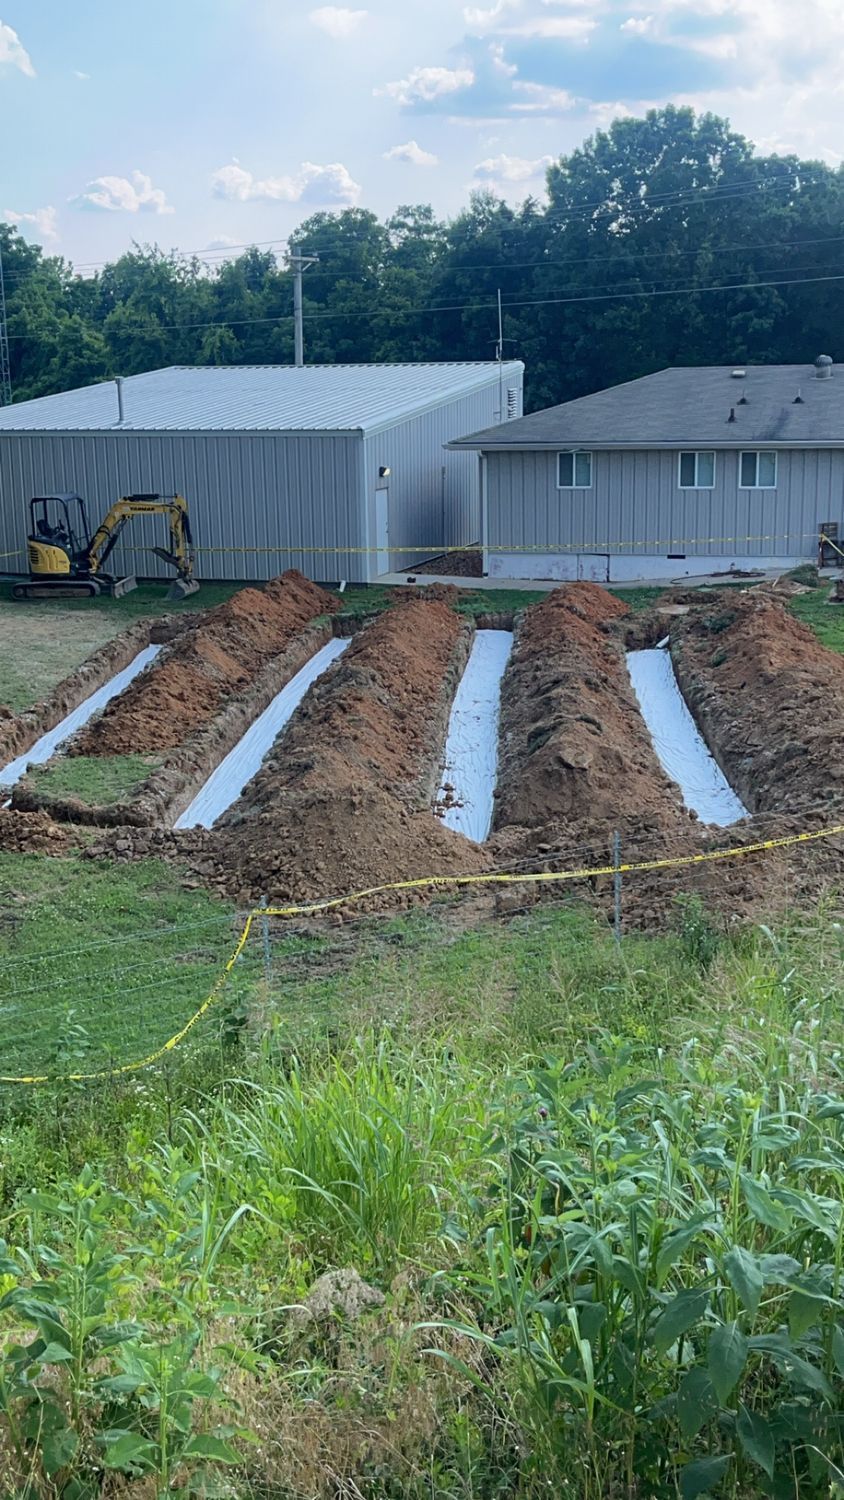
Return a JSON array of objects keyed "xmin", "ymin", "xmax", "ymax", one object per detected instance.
[
  {"xmin": 167, "ymin": 576, "xmax": 200, "ymax": 601},
  {"xmin": 107, "ymin": 574, "xmax": 138, "ymax": 598}
]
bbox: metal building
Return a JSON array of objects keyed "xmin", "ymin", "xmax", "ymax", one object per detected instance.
[{"xmin": 0, "ymin": 362, "xmax": 524, "ymax": 583}]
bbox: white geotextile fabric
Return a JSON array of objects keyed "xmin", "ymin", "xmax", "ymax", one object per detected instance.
[
  {"xmin": 437, "ymin": 629, "xmax": 513, "ymax": 844},
  {"xmin": 626, "ymin": 647, "xmax": 748, "ymax": 827},
  {"xmin": 175, "ymin": 637, "xmax": 349, "ymax": 830},
  {"xmin": 0, "ymin": 644, "xmax": 162, "ymax": 789}
]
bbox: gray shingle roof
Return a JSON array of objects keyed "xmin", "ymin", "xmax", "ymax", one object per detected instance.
[
  {"xmin": 0, "ymin": 361, "xmax": 524, "ymax": 435},
  {"xmin": 450, "ymin": 362, "xmax": 844, "ymax": 450}
]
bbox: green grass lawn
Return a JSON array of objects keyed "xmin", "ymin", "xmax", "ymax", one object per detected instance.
[
  {"xmin": 789, "ymin": 583, "xmax": 844, "ymax": 653},
  {"xmin": 3, "ymin": 888, "xmax": 844, "ymax": 1497},
  {"xmin": 0, "ymin": 852, "xmax": 252, "ymax": 1077},
  {"xmin": 26, "ymin": 752, "xmax": 161, "ymax": 806}
]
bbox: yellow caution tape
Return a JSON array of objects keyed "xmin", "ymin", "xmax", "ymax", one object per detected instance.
[
  {"xmin": 177, "ymin": 527, "xmax": 824, "ymax": 558},
  {"xmin": 820, "ymin": 531, "xmax": 844, "ymax": 563},
  {"xmin": 3, "ymin": 820, "xmax": 843, "ymax": 1087}
]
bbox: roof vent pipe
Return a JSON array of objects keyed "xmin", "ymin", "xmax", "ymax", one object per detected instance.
[
  {"xmin": 794, "ymin": 387, "xmax": 804, "ymax": 404},
  {"xmin": 727, "ymin": 406, "xmax": 736, "ymax": 423},
  {"xmin": 114, "ymin": 376, "xmax": 125, "ymax": 425},
  {"xmin": 815, "ymin": 354, "xmax": 833, "ymax": 379}
]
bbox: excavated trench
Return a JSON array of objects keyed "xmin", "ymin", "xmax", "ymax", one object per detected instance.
[
  {"xmin": 626, "ymin": 645, "xmax": 748, "ymax": 827},
  {"xmin": 212, "ymin": 598, "xmax": 489, "ymax": 904},
  {"xmin": 6, "ymin": 578, "xmax": 843, "ymax": 928},
  {"xmin": 435, "ymin": 629, "xmax": 513, "ymax": 844},
  {"xmin": 0, "ymin": 646, "xmax": 162, "ymax": 790}
]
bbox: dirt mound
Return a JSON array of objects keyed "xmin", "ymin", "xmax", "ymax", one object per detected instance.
[
  {"xmin": 672, "ymin": 591, "xmax": 844, "ymax": 818},
  {"xmin": 0, "ymin": 808, "xmax": 70, "ymax": 854},
  {"xmin": 221, "ymin": 786, "xmax": 487, "ymax": 906},
  {"xmin": 73, "ymin": 573, "xmax": 340, "ymax": 756},
  {"xmin": 491, "ymin": 583, "xmax": 693, "ymax": 849},
  {"xmin": 389, "ymin": 583, "xmax": 468, "ymax": 608},
  {"xmin": 218, "ymin": 600, "xmax": 486, "ymax": 902},
  {"xmin": 549, "ymin": 580, "xmax": 630, "ymax": 626},
  {"xmin": 235, "ymin": 599, "xmax": 464, "ymax": 803}
]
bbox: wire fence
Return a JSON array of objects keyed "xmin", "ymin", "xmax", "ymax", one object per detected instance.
[{"xmin": 1, "ymin": 818, "xmax": 842, "ymax": 1087}]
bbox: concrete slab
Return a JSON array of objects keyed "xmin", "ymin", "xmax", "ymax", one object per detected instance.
[{"xmin": 376, "ymin": 567, "xmax": 834, "ymax": 592}]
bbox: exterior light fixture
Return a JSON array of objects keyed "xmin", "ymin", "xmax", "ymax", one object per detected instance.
[{"xmin": 379, "ymin": 466, "xmax": 391, "ymax": 478}]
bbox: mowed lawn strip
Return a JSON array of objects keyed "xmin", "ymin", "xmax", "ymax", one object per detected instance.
[
  {"xmin": 26, "ymin": 753, "xmax": 162, "ymax": 807},
  {"xmin": 0, "ymin": 853, "xmax": 250, "ymax": 1077}
]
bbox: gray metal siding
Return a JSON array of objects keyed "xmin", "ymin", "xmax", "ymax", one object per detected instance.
[
  {"xmin": 362, "ymin": 373, "xmax": 524, "ymax": 577},
  {"xmin": 485, "ymin": 447, "xmax": 843, "ymax": 558},
  {"xmin": 0, "ymin": 431, "xmax": 366, "ymax": 584}
]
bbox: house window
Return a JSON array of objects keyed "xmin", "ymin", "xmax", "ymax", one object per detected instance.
[
  {"xmin": 740, "ymin": 451, "xmax": 778, "ymax": 489},
  {"xmin": 679, "ymin": 451, "xmax": 715, "ymax": 489},
  {"xmin": 557, "ymin": 450, "xmax": 592, "ymax": 488}
]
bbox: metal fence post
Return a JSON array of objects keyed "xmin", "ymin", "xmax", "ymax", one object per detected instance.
[
  {"xmin": 612, "ymin": 831, "xmax": 622, "ymax": 946},
  {"xmin": 260, "ymin": 895, "xmax": 272, "ymax": 984}
]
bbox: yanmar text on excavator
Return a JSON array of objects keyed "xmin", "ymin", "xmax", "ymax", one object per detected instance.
[{"xmin": 15, "ymin": 492, "xmax": 199, "ymax": 602}]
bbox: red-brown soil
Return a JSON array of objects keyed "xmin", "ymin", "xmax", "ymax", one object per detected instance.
[
  {"xmin": 671, "ymin": 591, "xmax": 844, "ymax": 819},
  {"xmin": 0, "ymin": 807, "xmax": 70, "ymax": 854},
  {"xmin": 218, "ymin": 600, "xmax": 488, "ymax": 903},
  {"xmin": 72, "ymin": 573, "xmax": 339, "ymax": 756},
  {"xmin": 491, "ymin": 583, "xmax": 695, "ymax": 853}
]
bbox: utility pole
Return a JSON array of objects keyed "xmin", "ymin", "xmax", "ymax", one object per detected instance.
[
  {"xmin": 495, "ymin": 287, "xmax": 504, "ymax": 421},
  {"xmin": 0, "ymin": 240, "xmax": 12, "ymax": 407},
  {"xmin": 288, "ymin": 247, "xmax": 319, "ymax": 367}
]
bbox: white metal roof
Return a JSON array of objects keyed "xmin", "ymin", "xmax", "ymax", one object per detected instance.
[{"xmin": 0, "ymin": 362, "xmax": 524, "ymax": 436}]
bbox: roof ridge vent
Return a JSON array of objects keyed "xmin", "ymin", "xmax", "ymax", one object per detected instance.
[{"xmin": 731, "ymin": 368, "xmax": 747, "ymax": 378}]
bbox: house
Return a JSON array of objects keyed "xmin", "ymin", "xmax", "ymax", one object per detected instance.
[
  {"xmin": 449, "ymin": 357, "xmax": 843, "ymax": 582},
  {"xmin": 0, "ymin": 361, "xmax": 524, "ymax": 584}
]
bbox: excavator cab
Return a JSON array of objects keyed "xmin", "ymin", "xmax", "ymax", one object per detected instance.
[{"xmin": 23, "ymin": 494, "xmax": 109, "ymax": 596}]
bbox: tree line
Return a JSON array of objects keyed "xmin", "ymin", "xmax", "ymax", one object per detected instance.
[{"xmin": 5, "ymin": 106, "xmax": 844, "ymax": 413}]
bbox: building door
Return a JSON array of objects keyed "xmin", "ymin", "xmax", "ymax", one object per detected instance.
[{"xmin": 375, "ymin": 486, "xmax": 390, "ymax": 574}]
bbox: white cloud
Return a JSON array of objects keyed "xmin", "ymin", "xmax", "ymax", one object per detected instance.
[
  {"xmin": 510, "ymin": 81, "xmax": 577, "ymax": 112},
  {"xmin": 73, "ymin": 69, "xmax": 90, "ymax": 80},
  {"xmin": 463, "ymin": 0, "xmax": 518, "ymax": 33},
  {"xmin": 70, "ymin": 171, "xmax": 174, "ymax": 214},
  {"xmin": 0, "ymin": 20, "xmax": 34, "ymax": 76},
  {"xmin": 383, "ymin": 139, "xmax": 439, "ymax": 166},
  {"xmin": 205, "ymin": 235, "xmax": 239, "ymax": 250},
  {"xmin": 499, "ymin": 14, "xmax": 596, "ymax": 37},
  {"xmin": 378, "ymin": 66, "xmax": 475, "ymax": 106},
  {"xmin": 211, "ymin": 160, "xmax": 360, "ymax": 205},
  {"xmin": 308, "ymin": 6, "xmax": 367, "ymax": 38},
  {"xmin": 474, "ymin": 152, "xmax": 553, "ymax": 181},
  {"xmin": 4, "ymin": 206, "xmax": 58, "ymax": 242},
  {"xmin": 620, "ymin": 14, "xmax": 655, "ymax": 34}
]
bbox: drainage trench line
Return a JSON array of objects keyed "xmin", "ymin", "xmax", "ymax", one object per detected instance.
[
  {"xmin": 0, "ymin": 645, "xmax": 163, "ymax": 792},
  {"xmin": 435, "ymin": 629, "xmax": 514, "ymax": 844},
  {"xmin": 626, "ymin": 641, "xmax": 748, "ymax": 828},
  {"xmin": 175, "ymin": 637, "xmax": 350, "ymax": 831}
]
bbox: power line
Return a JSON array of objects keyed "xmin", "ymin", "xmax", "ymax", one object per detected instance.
[
  {"xmin": 8, "ymin": 265, "xmax": 838, "ymax": 341},
  {"xmin": 2, "ymin": 163, "xmax": 836, "ymax": 288}
]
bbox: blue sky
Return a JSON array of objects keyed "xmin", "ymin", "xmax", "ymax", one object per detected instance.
[{"xmin": 2, "ymin": 0, "xmax": 841, "ymax": 267}]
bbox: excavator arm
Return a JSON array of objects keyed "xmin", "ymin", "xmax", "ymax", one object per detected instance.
[{"xmin": 87, "ymin": 493, "xmax": 198, "ymax": 598}]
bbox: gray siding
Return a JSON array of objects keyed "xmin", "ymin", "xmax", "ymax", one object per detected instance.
[
  {"xmin": 362, "ymin": 373, "xmax": 524, "ymax": 577},
  {"xmin": 0, "ymin": 431, "xmax": 365, "ymax": 584},
  {"xmin": 485, "ymin": 447, "xmax": 844, "ymax": 561}
]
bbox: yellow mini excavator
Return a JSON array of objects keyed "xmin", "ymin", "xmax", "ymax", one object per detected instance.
[{"xmin": 14, "ymin": 492, "xmax": 199, "ymax": 601}]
